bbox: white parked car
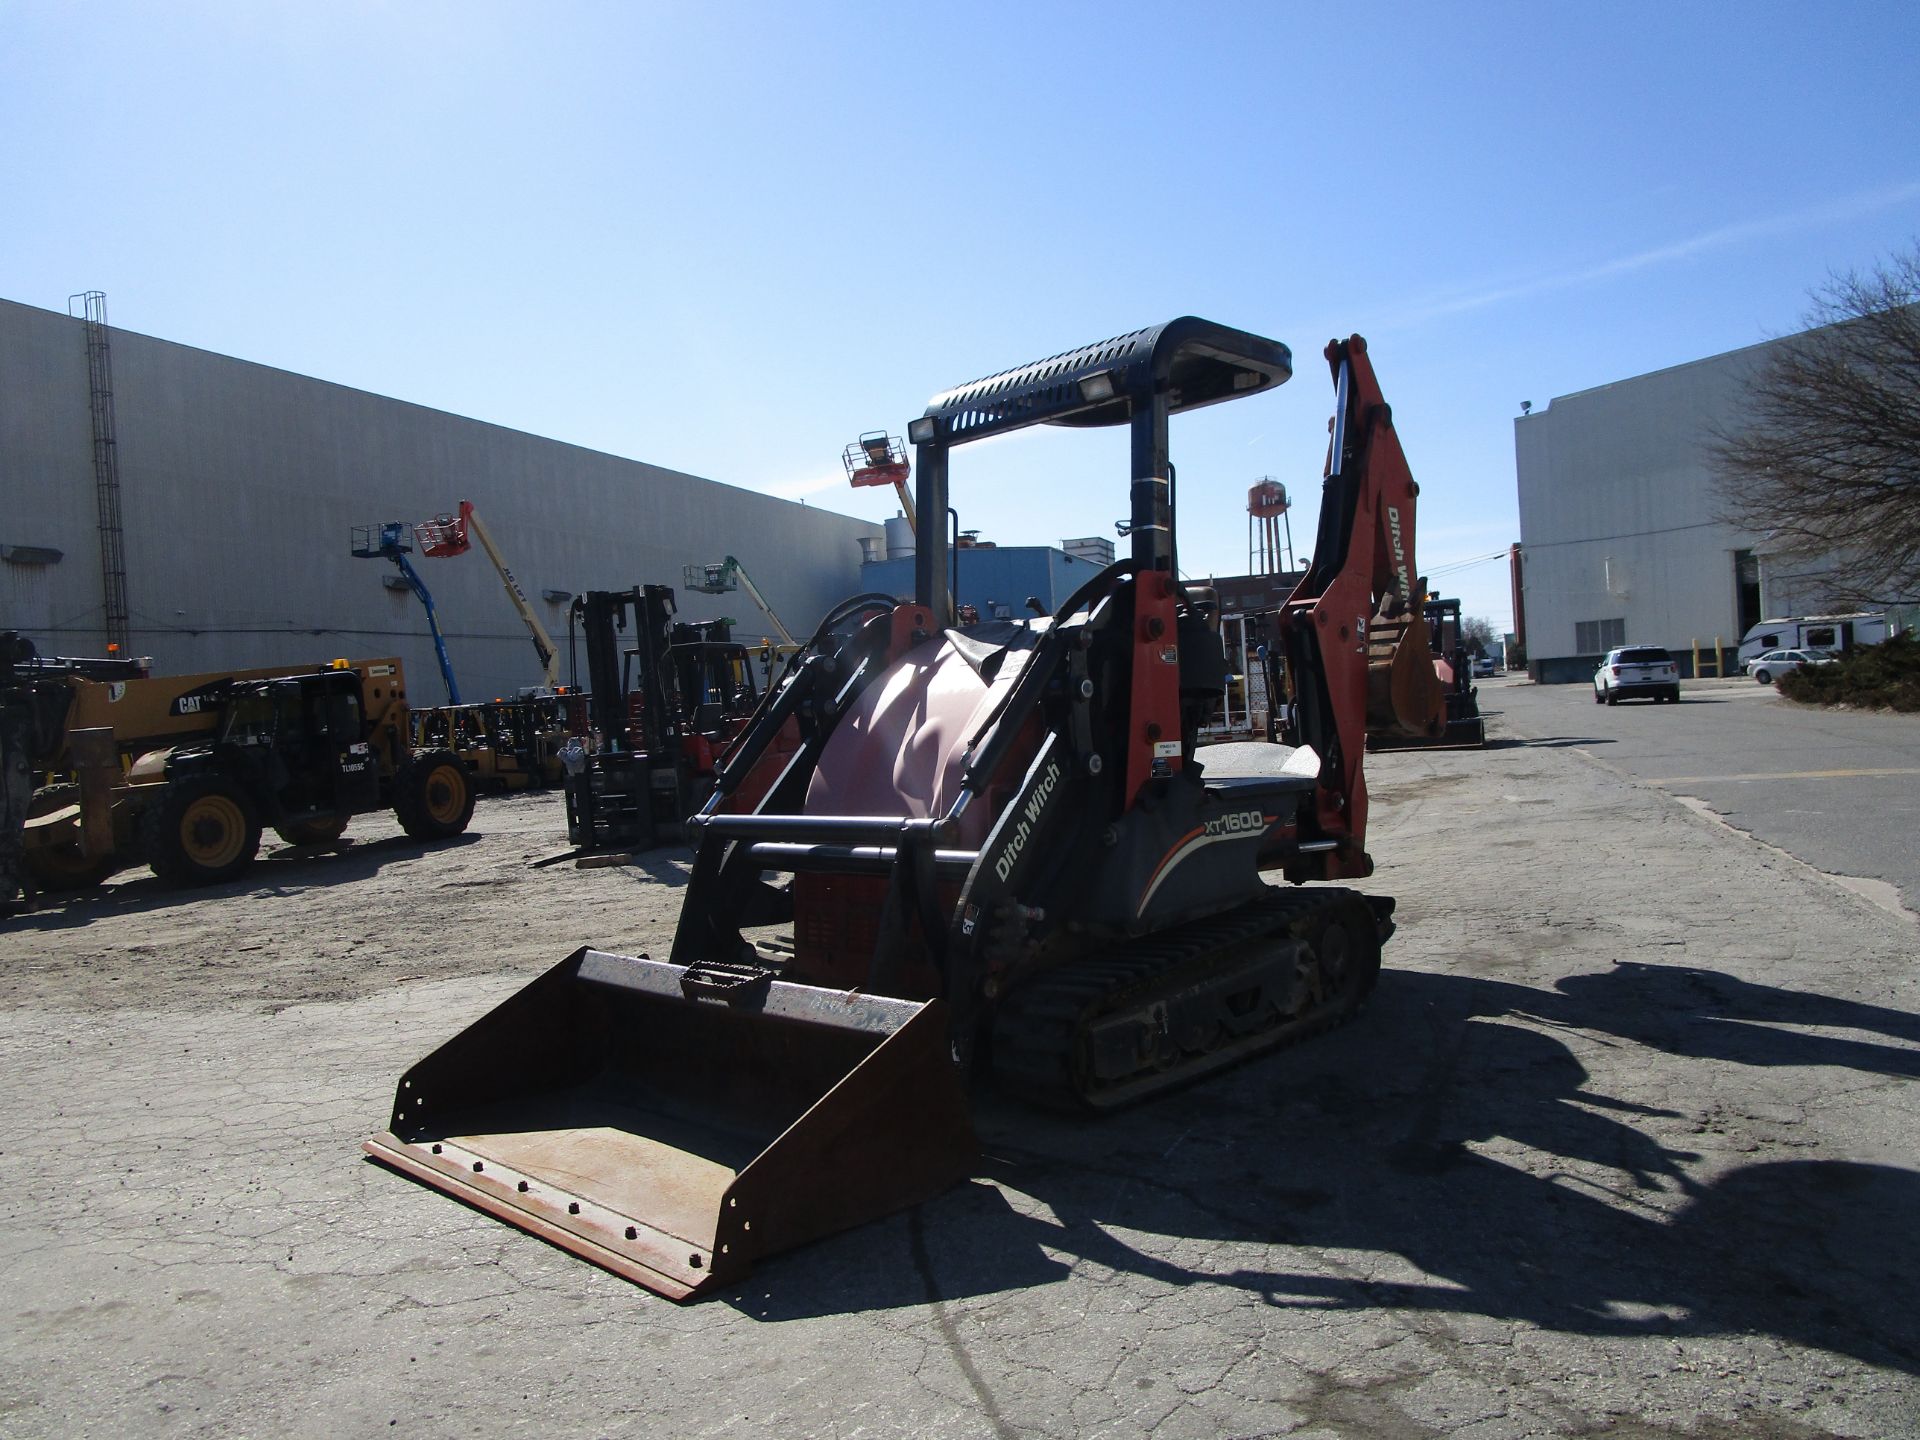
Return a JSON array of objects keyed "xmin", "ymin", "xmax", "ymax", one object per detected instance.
[
  {"xmin": 1743, "ymin": 648, "xmax": 1836, "ymax": 685},
  {"xmin": 1593, "ymin": 646, "xmax": 1680, "ymax": 705},
  {"xmin": 1471, "ymin": 655, "xmax": 1496, "ymax": 678}
]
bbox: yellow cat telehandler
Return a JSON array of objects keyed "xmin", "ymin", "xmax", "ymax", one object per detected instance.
[{"xmin": 12, "ymin": 653, "xmax": 472, "ymax": 895}]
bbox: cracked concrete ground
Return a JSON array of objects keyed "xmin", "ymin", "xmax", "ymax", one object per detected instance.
[{"xmin": 2, "ymin": 699, "xmax": 1917, "ymax": 1438}]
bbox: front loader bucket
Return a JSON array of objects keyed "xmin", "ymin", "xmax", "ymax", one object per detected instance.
[{"xmin": 364, "ymin": 948, "xmax": 977, "ymax": 1301}]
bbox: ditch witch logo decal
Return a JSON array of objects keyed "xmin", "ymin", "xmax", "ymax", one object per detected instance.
[
  {"xmin": 1136, "ymin": 809, "xmax": 1276, "ymax": 917},
  {"xmin": 1387, "ymin": 503, "xmax": 1413, "ymax": 607},
  {"xmin": 992, "ymin": 756, "xmax": 1064, "ymax": 882}
]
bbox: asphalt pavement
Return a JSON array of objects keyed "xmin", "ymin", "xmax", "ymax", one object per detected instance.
[
  {"xmin": 4, "ymin": 715, "xmax": 1920, "ymax": 1437},
  {"xmin": 1485, "ymin": 672, "xmax": 1920, "ymax": 921}
]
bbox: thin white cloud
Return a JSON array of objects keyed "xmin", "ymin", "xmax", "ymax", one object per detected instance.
[{"xmin": 1389, "ymin": 179, "xmax": 1920, "ymax": 329}]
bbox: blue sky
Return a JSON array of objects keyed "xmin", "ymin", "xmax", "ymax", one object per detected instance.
[{"xmin": 6, "ymin": 1, "xmax": 1918, "ymax": 633}]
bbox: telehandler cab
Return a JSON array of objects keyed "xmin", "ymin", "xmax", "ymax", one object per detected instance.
[{"xmin": 140, "ymin": 665, "xmax": 475, "ymax": 884}]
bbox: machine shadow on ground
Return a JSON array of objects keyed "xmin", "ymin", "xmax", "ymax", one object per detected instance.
[
  {"xmin": 1590, "ymin": 697, "xmax": 1730, "ymax": 707},
  {"xmin": 1484, "ymin": 736, "xmax": 1617, "ymax": 749},
  {"xmin": 613, "ymin": 852, "xmax": 696, "ymax": 889},
  {"xmin": 729, "ymin": 963, "xmax": 1920, "ymax": 1375},
  {"xmin": 527, "ymin": 838, "xmax": 695, "ymax": 889},
  {"xmin": 7, "ymin": 833, "xmax": 483, "ymax": 931}
]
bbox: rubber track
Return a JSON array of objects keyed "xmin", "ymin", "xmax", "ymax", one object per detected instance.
[{"xmin": 991, "ymin": 886, "xmax": 1375, "ymax": 1111}]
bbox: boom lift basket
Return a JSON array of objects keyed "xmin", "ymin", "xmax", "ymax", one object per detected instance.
[
  {"xmin": 414, "ymin": 510, "xmax": 472, "ymax": 559},
  {"xmin": 682, "ymin": 562, "xmax": 735, "ymax": 595},
  {"xmin": 364, "ymin": 947, "xmax": 976, "ymax": 1301}
]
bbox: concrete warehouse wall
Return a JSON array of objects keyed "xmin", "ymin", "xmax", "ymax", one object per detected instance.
[
  {"xmin": 1514, "ymin": 340, "xmax": 1768, "ymax": 683},
  {"xmin": 1512, "ymin": 316, "xmax": 1920, "ymax": 683},
  {"xmin": 0, "ymin": 297, "xmax": 878, "ymax": 700}
]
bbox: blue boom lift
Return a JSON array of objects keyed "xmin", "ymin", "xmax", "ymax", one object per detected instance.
[{"xmin": 352, "ymin": 522, "xmax": 461, "ymax": 705}]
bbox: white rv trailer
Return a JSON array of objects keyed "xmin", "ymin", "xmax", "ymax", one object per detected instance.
[{"xmin": 1736, "ymin": 613, "xmax": 1893, "ymax": 664}]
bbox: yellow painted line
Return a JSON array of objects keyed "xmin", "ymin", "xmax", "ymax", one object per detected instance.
[{"xmin": 1651, "ymin": 766, "xmax": 1920, "ymax": 785}]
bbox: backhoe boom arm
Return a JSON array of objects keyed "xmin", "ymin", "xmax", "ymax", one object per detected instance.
[{"xmin": 1276, "ymin": 336, "xmax": 1445, "ymax": 877}]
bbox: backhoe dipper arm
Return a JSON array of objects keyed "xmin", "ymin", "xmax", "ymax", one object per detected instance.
[{"xmin": 1277, "ymin": 335, "xmax": 1444, "ymax": 880}]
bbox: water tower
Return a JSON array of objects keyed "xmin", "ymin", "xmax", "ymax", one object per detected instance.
[{"xmin": 1247, "ymin": 477, "xmax": 1294, "ymax": 574}]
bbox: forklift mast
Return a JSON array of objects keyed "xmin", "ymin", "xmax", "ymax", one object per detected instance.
[
  {"xmin": 573, "ymin": 586, "xmax": 678, "ymax": 752},
  {"xmin": 561, "ymin": 586, "xmax": 694, "ymax": 853}
]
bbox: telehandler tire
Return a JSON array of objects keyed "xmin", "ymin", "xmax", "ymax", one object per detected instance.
[
  {"xmin": 273, "ymin": 815, "xmax": 350, "ymax": 847},
  {"xmin": 146, "ymin": 776, "xmax": 262, "ymax": 887},
  {"xmin": 22, "ymin": 784, "xmax": 114, "ymax": 891},
  {"xmin": 394, "ymin": 749, "xmax": 475, "ymax": 841}
]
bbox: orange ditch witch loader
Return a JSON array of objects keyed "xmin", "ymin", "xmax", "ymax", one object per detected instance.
[{"xmin": 366, "ymin": 319, "xmax": 1446, "ymax": 1300}]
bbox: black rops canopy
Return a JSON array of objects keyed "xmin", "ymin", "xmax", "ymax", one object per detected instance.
[
  {"xmin": 910, "ymin": 318, "xmax": 1293, "ymax": 606},
  {"xmin": 919, "ymin": 316, "xmax": 1293, "ymax": 445}
]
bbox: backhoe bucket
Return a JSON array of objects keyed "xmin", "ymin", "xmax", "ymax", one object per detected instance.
[
  {"xmin": 364, "ymin": 948, "xmax": 977, "ymax": 1301},
  {"xmin": 1367, "ymin": 608, "xmax": 1448, "ymax": 740}
]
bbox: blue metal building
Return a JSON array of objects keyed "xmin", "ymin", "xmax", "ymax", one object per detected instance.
[{"xmin": 859, "ymin": 545, "xmax": 1108, "ymax": 618}]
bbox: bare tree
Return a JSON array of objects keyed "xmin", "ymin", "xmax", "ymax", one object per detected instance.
[
  {"xmin": 1460, "ymin": 615, "xmax": 1496, "ymax": 655},
  {"xmin": 1709, "ymin": 243, "xmax": 1920, "ymax": 608}
]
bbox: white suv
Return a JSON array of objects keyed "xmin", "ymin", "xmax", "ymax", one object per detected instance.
[{"xmin": 1593, "ymin": 646, "xmax": 1680, "ymax": 705}]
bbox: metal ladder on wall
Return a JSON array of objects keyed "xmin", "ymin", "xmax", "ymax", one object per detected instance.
[{"xmin": 68, "ymin": 292, "xmax": 130, "ymax": 653}]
